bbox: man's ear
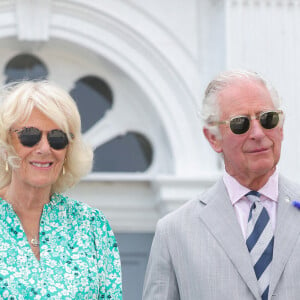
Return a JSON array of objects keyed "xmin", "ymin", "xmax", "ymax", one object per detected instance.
[{"xmin": 203, "ymin": 127, "xmax": 223, "ymax": 153}]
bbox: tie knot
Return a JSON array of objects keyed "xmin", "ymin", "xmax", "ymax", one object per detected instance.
[
  {"xmin": 246, "ymin": 190, "xmax": 261, "ymax": 197},
  {"xmin": 245, "ymin": 190, "xmax": 261, "ymax": 204}
]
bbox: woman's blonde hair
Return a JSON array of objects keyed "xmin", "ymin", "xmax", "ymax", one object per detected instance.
[{"xmin": 0, "ymin": 80, "xmax": 93, "ymax": 193}]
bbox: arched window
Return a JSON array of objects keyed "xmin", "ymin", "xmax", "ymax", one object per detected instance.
[
  {"xmin": 70, "ymin": 76, "xmax": 153, "ymax": 172},
  {"xmin": 4, "ymin": 53, "xmax": 48, "ymax": 83},
  {"xmin": 70, "ymin": 76, "xmax": 113, "ymax": 133},
  {"xmin": 94, "ymin": 132, "xmax": 153, "ymax": 172}
]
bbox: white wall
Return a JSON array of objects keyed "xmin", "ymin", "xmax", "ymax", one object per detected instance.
[
  {"xmin": 225, "ymin": 0, "xmax": 300, "ymax": 181},
  {"xmin": 0, "ymin": 0, "xmax": 298, "ymax": 232}
]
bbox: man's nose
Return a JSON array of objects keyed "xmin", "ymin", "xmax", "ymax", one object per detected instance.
[{"xmin": 248, "ymin": 119, "xmax": 265, "ymax": 138}]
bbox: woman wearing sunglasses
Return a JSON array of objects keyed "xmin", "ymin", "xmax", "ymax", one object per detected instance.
[{"xmin": 0, "ymin": 81, "xmax": 122, "ymax": 299}]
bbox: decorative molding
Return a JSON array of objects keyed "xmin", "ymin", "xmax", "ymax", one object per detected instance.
[
  {"xmin": 0, "ymin": 0, "xmax": 224, "ymax": 232},
  {"xmin": 16, "ymin": 0, "xmax": 51, "ymax": 41},
  {"xmin": 49, "ymin": 0, "xmax": 214, "ymax": 176},
  {"xmin": 210, "ymin": 0, "xmax": 224, "ymax": 5},
  {"xmin": 228, "ymin": 0, "xmax": 299, "ymax": 6},
  {"xmin": 68, "ymin": 174, "xmax": 221, "ymax": 232}
]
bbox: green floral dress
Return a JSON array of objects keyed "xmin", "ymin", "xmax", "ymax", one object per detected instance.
[{"xmin": 0, "ymin": 194, "xmax": 122, "ymax": 299}]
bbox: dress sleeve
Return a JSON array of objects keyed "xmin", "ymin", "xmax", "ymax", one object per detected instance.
[{"xmin": 92, "ymin": 209, "xmax": 122, "ymax": 299}]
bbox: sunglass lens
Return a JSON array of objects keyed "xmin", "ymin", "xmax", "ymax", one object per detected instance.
[
  {"xmin": 230, "ymin": 116, "xmax": 250, "ymax": 134},
  {"xmin": 260, "ymin": 111, "xmax": 279, "ymax": 129},
  {"xmin": 48, "ymin": 130, "xmax": 69, "ymax": 150},
  {"xmin": 18, "ymin": 127, "xmax": 41, "ymax": 147}
]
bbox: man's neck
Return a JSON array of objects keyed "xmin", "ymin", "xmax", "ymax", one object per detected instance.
[{"xmin": 226, "ymin": 167, "xmax": 276, "ymax": 191}]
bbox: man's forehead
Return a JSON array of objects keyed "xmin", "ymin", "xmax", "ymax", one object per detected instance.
[
  {"xmin": 219, "ymin": 78, "xmax": 267, "ymax": 96},
  {"xmin": 218, "ymin": 80, "xmax": 272, "ymax": 105},
  {"xmin": 217, "ymin": 79, "xmax": 274, "ymax": 115}
]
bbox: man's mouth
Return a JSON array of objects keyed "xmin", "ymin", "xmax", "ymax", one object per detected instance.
[{"xmin": 248, "ymin": 147, "xmax": 269, "ymax": 153}]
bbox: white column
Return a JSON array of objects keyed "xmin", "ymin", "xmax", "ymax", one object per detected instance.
[{"xmin": 225, "ymin": 0, "xmax": 300, "ymax": 182}]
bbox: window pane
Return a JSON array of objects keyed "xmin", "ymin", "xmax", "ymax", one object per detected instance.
[
  {"xmin": 70, "ymin": 76, "xmax": 113, "ymax": 133},
  {"xmin": 4, "ymin": 53, "xmax": 48, "ymax": 83},
  {"xmin": 93, "ymin": 132, "xmax": 153, "ymax": 172}
]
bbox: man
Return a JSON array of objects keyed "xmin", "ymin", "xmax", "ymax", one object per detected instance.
[{"xmin": 143, "ymin": 70, "xmax": 300, "ymax": 300}]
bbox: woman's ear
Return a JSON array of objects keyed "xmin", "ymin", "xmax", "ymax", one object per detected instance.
[{"xmin": 203, "ymin": 127, "xmax": 223, "ymax": 153}]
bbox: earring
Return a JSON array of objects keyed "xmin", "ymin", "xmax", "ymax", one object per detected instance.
[
  {"xmin": 62, "ymin": 165, "xmax": 65, "ymax": 175},
  {"xmin": 5, "ymin": 161, "xmax": 8, "ymax": 172}
]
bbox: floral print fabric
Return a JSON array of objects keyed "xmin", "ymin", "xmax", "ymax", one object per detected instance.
[{"xmin": 0, "ymin": 194, "xmax": 122, "ymax": 299}]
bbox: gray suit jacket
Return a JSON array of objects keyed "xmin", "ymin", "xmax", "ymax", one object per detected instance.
[{"xmin": 143, "ymin": 176, "xmax": 300, "ymax": 300}]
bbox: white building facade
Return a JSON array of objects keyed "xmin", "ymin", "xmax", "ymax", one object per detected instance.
[{"xmin": 0, "ymin": 0, "xmax": 299, "ymax": 298}]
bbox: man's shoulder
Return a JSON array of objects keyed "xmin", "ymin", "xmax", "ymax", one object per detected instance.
[
  {"xmin": 156, "ymin": 198, "xmax": 200, "ymax": 235},
  {"xmin": 279, "ymin": 174, "xmax": 300, "ymax": 196},
  {"xmin": 157, "ymin": 178, "xmax": 224, "ymax": 229},
  {"xmin": 161, "ymin": 197, "xmax": 200, "ymax": 221}
]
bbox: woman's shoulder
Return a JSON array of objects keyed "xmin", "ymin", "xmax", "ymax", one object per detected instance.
[
  {"xmin": 52, "ymin": 193, "xmax": 108, "ymax": 222},
  {"xmin": 51, "ymin": 194, "xmax": 117, "ymax": 249}
]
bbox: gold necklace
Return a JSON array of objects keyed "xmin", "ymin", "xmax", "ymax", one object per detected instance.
[
  {"xmin": 30, "ymin": 237, "xmax": 39, "ymax": 247},
  {"xmin": 4, "ymin": 193, "xmax": 42, "ymax": 249}
]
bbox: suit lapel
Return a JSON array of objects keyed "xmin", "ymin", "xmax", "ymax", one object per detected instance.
[
  {"xmin": 269, "ymin": 176, "xmax": 300, "ymax": 297},
  {"xmin": 198, "ymin": 179, "xmax": 260, "ymax": 299}
]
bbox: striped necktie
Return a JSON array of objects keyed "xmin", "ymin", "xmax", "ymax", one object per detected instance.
[{"xmin": 246, "ymin": 191, "xmax": 274, "ymax": 300}]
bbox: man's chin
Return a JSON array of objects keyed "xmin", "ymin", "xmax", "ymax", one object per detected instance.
[{"xmin": 249, "ymin": 163, "xmax": 276, "ymax": 177}]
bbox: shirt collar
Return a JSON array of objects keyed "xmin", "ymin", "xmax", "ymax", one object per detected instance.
[{"xmin": 223, "ymin": 169, "xmax": 279, "ymax": 205}]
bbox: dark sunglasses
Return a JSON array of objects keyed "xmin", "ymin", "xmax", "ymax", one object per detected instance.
[
  {"xmin": 210, "ymin": 110, "xmax": 283, "ymax": 135},
  {"xmin": 12, "ymin": 127, "xmax": 70, "ymax": 150}
]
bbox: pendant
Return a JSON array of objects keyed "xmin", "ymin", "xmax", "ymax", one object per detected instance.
[{"xmin": 31, "ymin": 238, "xmax": 39, "ymax": 247}]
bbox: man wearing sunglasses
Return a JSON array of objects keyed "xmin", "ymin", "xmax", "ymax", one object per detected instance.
[{"xmin": 143, "ymin": 70, "xmax": 300, "ymax": 299}]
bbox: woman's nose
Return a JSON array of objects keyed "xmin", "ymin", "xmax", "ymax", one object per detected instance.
[{"xmin": 35, "ymin": 134, "xmax": 51, "ymax": 153}]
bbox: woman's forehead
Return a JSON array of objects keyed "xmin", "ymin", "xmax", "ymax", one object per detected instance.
[{"xmin": 14, "ymin": 108, "xmax": 60, "ymax": 129}]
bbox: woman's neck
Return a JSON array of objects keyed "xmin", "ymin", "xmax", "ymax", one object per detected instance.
[{"xmin": 1, "ymin": 182, "xmax": 51, "ymax": 211}]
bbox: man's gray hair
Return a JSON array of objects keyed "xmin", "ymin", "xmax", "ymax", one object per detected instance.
[{"xmin": 200, "ymin": 70, "xmax": 281, "ymax": 136}]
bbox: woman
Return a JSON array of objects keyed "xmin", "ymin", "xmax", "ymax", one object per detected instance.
[{"xmin": 0, "ymin": 81, "xmax": 122, "ymax": 299}]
